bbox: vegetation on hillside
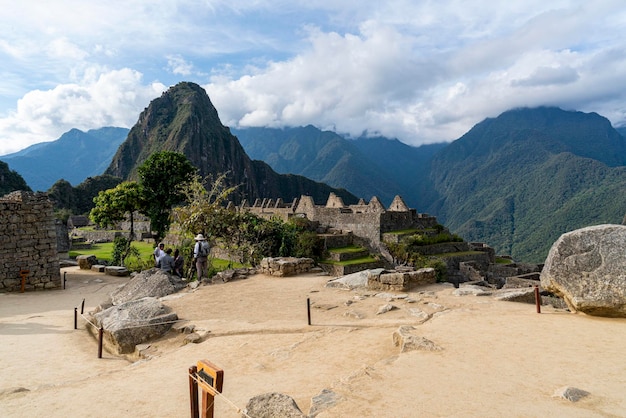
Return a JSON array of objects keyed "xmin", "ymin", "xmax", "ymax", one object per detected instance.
[{"xmin": 0, "ymin": 160, "xmax": 31, "ymax": 195}]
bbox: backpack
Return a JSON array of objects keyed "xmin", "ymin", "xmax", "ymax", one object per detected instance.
[{"xmin": 197, "ymin": 241, "xmax": 210, "ymax": 257}]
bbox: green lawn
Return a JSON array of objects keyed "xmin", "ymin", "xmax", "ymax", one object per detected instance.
[
  {"xmin": 69, "ymin": 241, "xmax": 155, "ymax": 261},
  {"xmin": 69, "ymin": 241, "xmax": 246, "ymax": 271}
]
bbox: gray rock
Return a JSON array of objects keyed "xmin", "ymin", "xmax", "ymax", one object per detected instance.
[
  {"xmin": 493, "ymin": 288, "xmax": 538, "ymax": 304},
  {"xmin": 540, "ymin": 224, "xmax": 626, "ymax": 317},
  {"xmin": 325, "ymin": 270, "xmax": 370, "ymax": 289},
  {"xmin": 92, "ymin": 297, "xmax": 177, "ymax": 354},
  {"xmin": 552, "ymin": 386, "xmax": 590, "ymax": 402},
  {"xmin": 77, "ymin": 254, "xmax": 98, "ymax": 270},
  {"xmin": 408, "ymin": 308, "xmax": 431, "ymax": 323},
  {"xmin": 376, "ymin": 303, "xmax": 397, "ymax": 315},
  {"xmin": 309, "ymin": 388, "xmax": 342, "ymax": 417},
  {"xmin": 392, "ymin": 325, "xmax": 442, "ymax": 352},
  {"xmin": 243, "ymin": 392, "xmax": 305, "ymax": 418},
  {"xmin": 109, "ymin": 268, "xmax": 186, "ymax": 305},
  {"xmin": 453, "ymin": 285, "xmax": 492, "ymax": 296},
  {"xmin": 105, "ymin": 266, "xmax": 129, "ymax": 277}
]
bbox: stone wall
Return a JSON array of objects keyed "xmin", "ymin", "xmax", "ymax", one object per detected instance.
[
  {"xmin": 259, "ymin": 257, "xmax": 315, "ymax": 277},
  {"xmin": 367, "ymin": 267, "xmax": 437, "ymax": 291},
  {"xmin": 0, "ymin": 191, "xmax": 61, "ymax": 292}
]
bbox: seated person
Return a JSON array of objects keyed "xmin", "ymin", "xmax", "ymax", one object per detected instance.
[{"xmin": 159, "ymin": 248, "xmax": 176, "ymax": 274}]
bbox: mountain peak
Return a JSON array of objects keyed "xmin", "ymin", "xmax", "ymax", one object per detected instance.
[{"xmin": 105, "ymin": 81, "xmax": 357, "ymax": 204}]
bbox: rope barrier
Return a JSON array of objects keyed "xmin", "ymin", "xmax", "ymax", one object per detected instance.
[{"xmin": 190, "ymin": 371, "xmax": 252, "ymax": 418}]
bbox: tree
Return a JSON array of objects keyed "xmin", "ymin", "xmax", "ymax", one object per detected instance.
[
  {"xmin": 137, "ymin": 151, "xmax": 197, "ymax": 243},
  {"xmin": 89, "ymin": 181, "xmax": 144, "ymax": 241},
  {"xmin": 89, "ymin": 181, "xmax": 144, "ymax": 266}
]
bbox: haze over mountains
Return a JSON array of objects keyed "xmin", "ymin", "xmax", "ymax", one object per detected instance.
[{"xmin": 2, "ymin": 82, "xmax": 625, "ymax": 263}]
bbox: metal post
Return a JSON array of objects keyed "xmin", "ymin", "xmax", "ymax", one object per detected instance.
[
  {"xmin": 98, "ymin": 327, "xmax": 104, "ymax": 358},
  {"xmin": 534, "ymin": 285, "xmax": 541, "ymax": 314},
  {"xmin": 189, "ymin": 366, "xmax": 199, "ymax": 418},
  {"xmin": 81, "ymin": 298, "xmax": 85, "ymax": 314},
  {"xmin": 307, "ymin": 298, "xmax": 311, "ymax": 326},
  {"xmin": 74, "ymin": 307, "xmax": 77, "ymax": 329},
  {"xmin": 63, "ymin": 272, "xmax": 67, "ymax": 289}
]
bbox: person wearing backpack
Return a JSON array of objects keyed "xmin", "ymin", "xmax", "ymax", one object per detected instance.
[{"xmin": 193, "ymin": 233, "xmax": 210, "ymax": 280}]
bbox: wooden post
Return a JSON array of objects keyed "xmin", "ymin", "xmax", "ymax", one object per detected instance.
[
  {"xmin": 534, "ymin": 285, "xmax": 541, "ymax": 314},
  {"xmin": 19, "ymin": 269, "xmax": 29, "ymax": 293},
  {"xmin": 98, "ymin": 327, "xmax": 104, "ymax": 358},
  {"xmin": 189, "ymin": 366, "xmax": 199, "ymax": 418},
  {"xmin": 196, "ymin": 360, "xmax": 224, "ymax": 418},
  {"xmin": 307, "ymin": 297, "xmax": 311, "ymax": 326}
]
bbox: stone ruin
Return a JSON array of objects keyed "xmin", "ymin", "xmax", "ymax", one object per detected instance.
[
  {"xmin": 242, "ymin": 192, "xmax": 439, "ymax": 250},
  {"xmin": 0, "ymin": 191, "xmax": 60, "ymax": 292}
]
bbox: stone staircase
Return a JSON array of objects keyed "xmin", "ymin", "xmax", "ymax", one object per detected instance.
[{"xmin": 318, "ymin": 231, "xmax": 385, "ymax": 276}]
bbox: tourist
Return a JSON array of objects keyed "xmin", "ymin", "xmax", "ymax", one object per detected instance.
[
  {"xmin": 173, "ymin": 248, "xmax": 184, "ymax": 278},
  {"xmin": 153, "ymin": 242, "xmax": 165, "ymax": 267},
  {"xmin": 193, "ymin": 234, "xmax": 210, "ymax": 280},
  {"xmin": 159, "ymin": 248, "xmax": 176, "ymax": 273}
]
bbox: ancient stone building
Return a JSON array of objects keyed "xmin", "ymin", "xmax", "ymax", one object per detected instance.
[
  {"xmin": 244, "ymin": 192, "xmax": 439, "ymax": 251},
  {"xmin": 0, "ymin": 191, "xmax": 61, "ymax": 292}
]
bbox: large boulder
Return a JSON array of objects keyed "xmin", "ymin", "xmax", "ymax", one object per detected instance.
[
  {"xmin": 540, "ymin": 224, "xmax": 626, "ymax": 317},
  {"xmin": 91, "ymin": 297, "xmax": 178, "ymax": 354},
  {"xmin": 109, "ymin": 268, "xmax": 186, "ymax": 305}
]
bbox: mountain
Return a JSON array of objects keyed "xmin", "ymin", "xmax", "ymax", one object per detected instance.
[
  {"xmin": 233, "ymin": 126, "xmax": 404, "ymax": 205},
  {"xmin": 0, "ymin": 127, "xmax": 128, "ymax": 191},
  {"xmin": 233, "ymin": 126, "xmax": 447, "ymax": 207},
  {"xmin": 0, "ymin": 160, "xmax": 31, "ymax": 196},
  {"xmin": 105, "ymin": 82, "xmax": 357, "ymax": 204},
  {"xmin": 426, "ymin": 107, "xmax": 626, "ymax": 262}
]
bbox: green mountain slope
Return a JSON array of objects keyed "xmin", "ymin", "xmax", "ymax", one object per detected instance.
[
  {"xmin": 233, "ymin": 126, "xmax": 405, "ymax": 205},
  {"xmin": 427, "ymin": 107, "xmax": 626, "ymax": 262},
  {"xmin": 0, "ymin": 160, "xmax": 31, "ymax": 196},
  {"xmin": 234, "ymin": 126, "xmax": 447, "ymax": 207}
]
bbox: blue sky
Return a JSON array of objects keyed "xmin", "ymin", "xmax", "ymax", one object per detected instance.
[{"xmin": 1, "ymin": 0, "xmax": 625, "ymax": 155}]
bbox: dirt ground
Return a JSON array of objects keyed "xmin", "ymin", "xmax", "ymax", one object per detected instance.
[{"xmin": 1, "ymin": 266, "xmax": 625, "ymax": 417}]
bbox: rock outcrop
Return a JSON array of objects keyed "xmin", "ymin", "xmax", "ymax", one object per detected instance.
[
  {"xmin": 540, "ymin": 224, "xmax": 626, "ymax": 317},
  {"xmin": 92, "ymin": 297, "xmax": 178, "ymax": 354},
  {"xmin": 243, "ymin": 392, "xmax": 305, "ymax": 418},
  {"xmin": 109, "ymin": 268, "xmax": 186, "ymax": 305}
]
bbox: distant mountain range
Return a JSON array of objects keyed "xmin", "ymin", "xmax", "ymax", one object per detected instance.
[
  {"xmin": 2, "ymin": 82, "xmax": 625, "ymax": 263},
  {"xmin": 1, "ymin": 127, "xmax": 128, "ymax": 191},
  {"xmin": 233, "ymin": 126, "xmax": 446, "ymax": 207}
]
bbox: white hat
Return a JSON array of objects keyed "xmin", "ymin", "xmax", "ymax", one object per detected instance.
[{"xmin": 194, "ymin": 234, "xmax": 206, "ymax": 241}]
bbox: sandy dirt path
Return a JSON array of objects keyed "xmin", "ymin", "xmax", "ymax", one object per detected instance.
[{"xmin": 1, "ymin": 266, "xmax": 625, "ymax": 417}]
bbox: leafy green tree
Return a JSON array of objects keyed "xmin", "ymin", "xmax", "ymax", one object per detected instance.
[
  {"xmin": 90, "ymin": 181, "xmax": 144, "ymax": 240},
  {"xmin": 137, "ymin": 151, "xmax": 197, "ymax": 243}
]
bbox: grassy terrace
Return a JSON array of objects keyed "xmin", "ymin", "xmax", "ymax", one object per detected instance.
[
  {"xmin": 328, "ymin": 245, "xmax": 366, "ymax": 253},
  {"xmin": 432, "ymin": 250, "xmax": 484, "ymax": 258},
  {"xmin": 321, "ymin": 255, "xmax": 379, "ymax": 266}
]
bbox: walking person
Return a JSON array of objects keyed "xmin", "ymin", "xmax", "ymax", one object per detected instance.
[{"xmin": 193, "ymin": 234, "xmax": 210, "ymax": 280}]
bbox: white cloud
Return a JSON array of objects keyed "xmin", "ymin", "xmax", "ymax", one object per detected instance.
[
  {"xmin": 0, "ymin": 68, "xmax": 165, "ymax": 155},
  {"xmin": 1, "ymin": 0, "xmax": 626, "ymax": 155}
]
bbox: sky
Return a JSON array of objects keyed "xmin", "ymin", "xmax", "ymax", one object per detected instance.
[{"xmin": 1, "ymin": 1, "xmax": 625, "ymax": 156}]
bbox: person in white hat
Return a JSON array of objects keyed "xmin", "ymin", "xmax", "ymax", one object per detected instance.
[{"xmin": 193, "ymin": 233, "xmax": 210, "ymax": 280}]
